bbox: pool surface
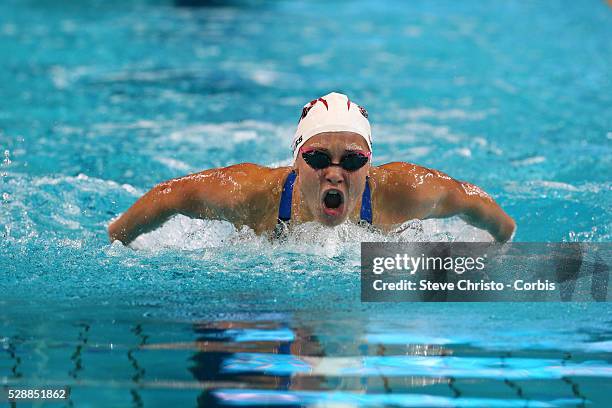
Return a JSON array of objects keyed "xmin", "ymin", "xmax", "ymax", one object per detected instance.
[{"xmin": 1, "ymin": 0, "xmax": 611, "ymax": 406}]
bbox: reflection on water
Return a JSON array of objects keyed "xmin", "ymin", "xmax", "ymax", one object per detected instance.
[
  {"xmin": 187, "ymin": 321, "xmax": 323, "ymax": 407},
  {"xmin": 122, "ymin": 314, "xmax": 606, "ymax": 407},
  {"xmin": 2, "ymin": 303, "xmax": 611, "ymax": 406}
]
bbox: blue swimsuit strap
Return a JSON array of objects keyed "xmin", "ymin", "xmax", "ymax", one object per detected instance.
[
  {"xmin": 278, "ymin": 170, "xmax": 297, "ymax": 222},
  {"xmin": 360, "ymin": 176, "xmax": 372, "ymax": 224},
  {"xmin": 277, "ymin": 171, "xmax": 372, "ymax": 224}
]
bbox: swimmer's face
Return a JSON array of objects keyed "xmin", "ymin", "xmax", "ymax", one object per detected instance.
[{"xmin": 295, "ymin": 132, "xmax": 371, "ymax": 226}]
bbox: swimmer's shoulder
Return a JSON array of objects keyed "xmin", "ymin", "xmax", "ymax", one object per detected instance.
[
  {"xmin": 369, "ymin": 162, "xmax": 456, "ymax": 213},
  {"xmin": 213, "ymin": 163, "xmax": 292, "ymax": 232},
  {"xmin": 174, "ymin": 163, "xmax": 291, "ymax": 203},
  {"xmin": 231, "ymin": 164, "xmax": 293, "ymax": 209},
  {"xmin": 185, "ymin": 163, "xmax": 291, "ymax": 187},
  {"xmin": 219, "ymin": 162, "xmax": 293, "ymax": 201},
  {"xmin": 177, "ymin": 163, "xmax": 291, "ymax": 232},
  {"xmin": 370, "ymin": 161, "xmax": 453, "ymax": 190},
  {"xmin": 215, "ymin": 162, "xmax": 292, "ymax": 190}
]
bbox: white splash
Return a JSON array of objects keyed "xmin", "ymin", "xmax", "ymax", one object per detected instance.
[{"xmin": 127, "ymin": 214, "xmax": 493, "ymax": 255}]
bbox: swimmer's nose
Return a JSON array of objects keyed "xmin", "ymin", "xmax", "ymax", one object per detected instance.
[{"xmin": 324, "ymin": 167, "xmax": 344, "ymax": 185}]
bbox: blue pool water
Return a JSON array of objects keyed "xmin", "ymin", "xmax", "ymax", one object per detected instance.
[{"xmin": 1, "ymin": 0, "xmax": 611, "ymax": 406}]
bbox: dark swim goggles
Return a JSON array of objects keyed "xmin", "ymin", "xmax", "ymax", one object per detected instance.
[{"xmin": 300, "ymin": 147, "xmax": 371, "ymax": 171}]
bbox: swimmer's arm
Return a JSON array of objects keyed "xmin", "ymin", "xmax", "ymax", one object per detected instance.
[
  {"xmin": 107, "ymin": 178, "xmax": 185, "ymax": 245},
  {"xmin": 426, "ymin": 177, "xmax": 516, "ymax": 242},
  {"xmin": 381, "ymin": 163, "xmax": 514, "ymax": 241},
  {"xmin": 107, "ymin": 169, "xmax": 247, "ymax": 245}
]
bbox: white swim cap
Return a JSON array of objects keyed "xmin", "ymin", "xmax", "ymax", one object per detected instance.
[{"xmin": 291, "ymin": 92, "xmax": 372, "ymax": 162}]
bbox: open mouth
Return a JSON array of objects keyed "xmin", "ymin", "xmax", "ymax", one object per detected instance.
[{"xmin": 322, "ymin": 189, "xmax": 344, "ymax": 216}]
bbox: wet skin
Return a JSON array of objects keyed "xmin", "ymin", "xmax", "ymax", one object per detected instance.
[{"xmin": 108, "ymin": 132, "xmax": 516, "ymax": 244}]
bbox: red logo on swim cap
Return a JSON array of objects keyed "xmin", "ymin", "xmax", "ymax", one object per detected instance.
[
  {"xmin": 299, "ymin": 98, "xmax": 329, "ymax": 122},
  {"xmin": 300, "ymin": 106, "xmax": 312, "ymax": 122},
  {"xmin": 317, "ymin": 97, "xmax": 328, "ymax": 110}
]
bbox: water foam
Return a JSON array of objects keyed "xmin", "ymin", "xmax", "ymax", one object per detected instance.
[{"xmin": 128, "ymin": 214, "xmax": 493, "ymax": 256}]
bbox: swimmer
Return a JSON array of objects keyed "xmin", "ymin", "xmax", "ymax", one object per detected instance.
[{"xmin": 108, "ymin": 92, "xmax": 516, "ymax": 244}]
